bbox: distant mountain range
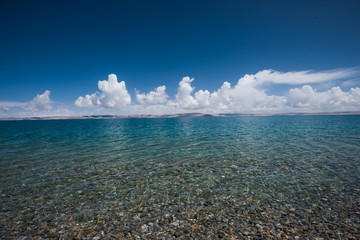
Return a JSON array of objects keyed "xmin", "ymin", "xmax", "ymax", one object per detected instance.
[{"xmin": 1, "ymin": 112, "xmax": 360, "ymax": 121}]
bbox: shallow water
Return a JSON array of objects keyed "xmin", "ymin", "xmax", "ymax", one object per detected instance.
[{"xmin": 1, "ymin": 116, "xmax": 359, "ymax": 239}]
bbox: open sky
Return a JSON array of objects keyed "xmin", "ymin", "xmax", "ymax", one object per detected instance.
[{"xmin": 1, "ymin": 0, "xmax": 360, "ymax": 117}]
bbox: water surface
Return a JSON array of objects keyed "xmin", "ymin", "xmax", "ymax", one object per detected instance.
[{"xmin": 1, "ymin": 116, "xmax": 359, "ymax": 238}]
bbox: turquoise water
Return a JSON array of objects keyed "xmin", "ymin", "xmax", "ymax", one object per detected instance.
[{"xmin": 1, "ymin": 116, "xmax": 359, "ymax": 238}]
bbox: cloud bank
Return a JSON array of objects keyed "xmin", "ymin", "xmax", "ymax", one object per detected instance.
[
  {"xmin": 72, "ymin": 68, "xmax": 360, "ymax": 114},
  {"xmin": 2, "ymin": 68, "xmax": 359, "ymax": 117}
]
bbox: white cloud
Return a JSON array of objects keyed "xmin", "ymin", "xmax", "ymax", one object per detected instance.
[
  {"xmin": 75, "ymin": 74, "xmax": 131, "ymax": 109},
  {"xmin": 287, "ymin": 85, "xmax": 360, "ymax": 112},
  {"xmin": 23, "ymin": 90, "xmax": 53, "ymax": 112},
  {"xmin": 253, "ymin": 68, "xmax": 359, "ymax": 85},
  {"xmin": 170, "ymin": 77, "xmax": 200, "ymax": 109},
  {"xmin": 136, "ymin": 85, "xmax": 168, "ymax": 105}
]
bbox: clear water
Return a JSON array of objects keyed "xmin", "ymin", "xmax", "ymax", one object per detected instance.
[{"xmin": 1, "ymin": 116, "xmax": 359, "ymax": 238}]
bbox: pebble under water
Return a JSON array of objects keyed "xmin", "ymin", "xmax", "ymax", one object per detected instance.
[{"xmin": 0, "ymin": 116, "xmax": 359, "ymax": 239}]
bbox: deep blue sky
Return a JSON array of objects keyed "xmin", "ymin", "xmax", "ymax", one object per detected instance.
[{"xmin": 1, "ymin": 0, "xmax": 360, "ymax": 106}]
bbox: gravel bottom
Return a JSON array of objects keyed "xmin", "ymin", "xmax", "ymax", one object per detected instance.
[
  {"xmin": 1, "ymin": 179, "xmax": 359, "ymax": 239},
  {"xmin": 1, "ymin": 159, "xmax": 359, "ymax": 239}
]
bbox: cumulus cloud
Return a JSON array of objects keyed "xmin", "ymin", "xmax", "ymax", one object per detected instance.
[
  {"xmin": 170, "ymin": 77, "xmax": 200, "ymax": 109},
  {"xmin": 75, "ymin": 74, "xmax": 131, "ymax": 109},
  {"xmin": 287, "ymin": 85, "xmax": 360, "ymax": 112},
  {"xmin": 136, "ymin": 85, "xmax": 168, "ymax": 105},
  {"xmin": 23, "ymin": 90, "xmax": 53, "ymax": 112}
]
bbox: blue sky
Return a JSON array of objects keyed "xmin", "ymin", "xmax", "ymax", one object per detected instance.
[{"xmin": 1, "ymin": 0, "xmax": 360, "ymax": 116}]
